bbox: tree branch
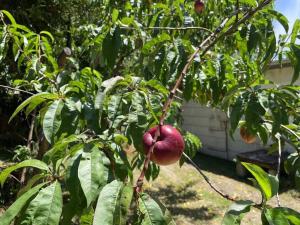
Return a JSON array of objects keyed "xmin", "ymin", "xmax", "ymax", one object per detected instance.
[
  {"xmin": 120, "ymin": 26, "xmax": 213, "ymax": 33},
  {"xmin": 0, "ymin": 84, "xmax": 34, "ymax": 95},
  {"xmin": 183, "ymin": 153, "xmax": 236, "ymax": 201},
  {"xmin": 20, "ymin": 110, "xmax": 36, "ymax": 184}
]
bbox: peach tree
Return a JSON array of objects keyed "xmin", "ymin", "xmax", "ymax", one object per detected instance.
[{"xmin": 0, "ymin": 0, "xmax": 299, "ymax": 224}]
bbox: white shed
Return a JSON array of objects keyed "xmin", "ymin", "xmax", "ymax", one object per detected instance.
[{"xmin": 182, "ymin": 61, "xmax": 299, "ymax": 160}]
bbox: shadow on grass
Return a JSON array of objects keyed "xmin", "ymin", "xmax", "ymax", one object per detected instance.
[
  {"xmin": 147, "ymin": 183, "xmax": 218, "ymax": 221},
  {"xmin": 192, "ymin": 152, "xmax": 295, "ymax": 193},
  {"xmin": 192, "ymin": 152, "xmax": 240, "ymax": 180}
]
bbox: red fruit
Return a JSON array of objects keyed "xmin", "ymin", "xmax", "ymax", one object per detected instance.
[
  {"xmin": 194, "ymin": 0, "xmax": 205, "ymax": 14},
  {"xmin": 240, "ymin": 126, "xmax": 256, "ymax": 144},
  {"xmin": 143, "ymin": 125, "xmax": 185, "ymax": 166}
]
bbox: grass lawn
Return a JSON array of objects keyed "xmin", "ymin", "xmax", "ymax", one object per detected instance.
[{"xmin": 143, "ymin": 153, "xmax": 300, "ymax": 225}]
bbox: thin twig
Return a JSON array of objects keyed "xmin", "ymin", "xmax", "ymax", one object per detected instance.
[
  {"xmin": 275, "ymin": 134, "xmax": 282, "ymax": 207},
  {"xmin": 200, "ymin": 0, "xmax": 273, "ymax": 58},
  {"xmin": 120, "ymin": 26, "xmax": 213, "ymax": 33},
  {"xmin": 183, "ymin": 152, "xmax": 236, "ymax": 201},
  {"xmin": 10, "ymin": 174, "xmax": 21, "ymax": 184},
  {"xmin": 184, "ymin": 153, "xmax": 268, "ymax": 209},
  {"xmin": 20, "ymin": 110, "xmax": 36, "ymax": 184},
  {"xmin": 0, "ymin": 84, "xmax": 34, "ymax": 95}
]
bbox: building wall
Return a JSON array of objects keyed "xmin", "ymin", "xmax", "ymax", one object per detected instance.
[
  {"xmin": 181, "ymin": 102, "xmax": 262, "ymax": 160},
  {"xmin": 182, "ymin": 65, "xmax": 298, "ymax": 160},
  {"xmin": 265, "ymin": 66, "xmax": 300, "ymax": 85}
]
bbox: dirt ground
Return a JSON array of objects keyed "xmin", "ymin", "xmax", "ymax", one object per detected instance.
[{"xmin": 143, "ymin": 153, "xmax": 300, "ymax": 225}]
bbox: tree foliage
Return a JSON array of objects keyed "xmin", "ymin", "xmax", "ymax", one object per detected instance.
[{"xmin": 0, "ymin": 0, "xmax": 299, "ymax": 224}]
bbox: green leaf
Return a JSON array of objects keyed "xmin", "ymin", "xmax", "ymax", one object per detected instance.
[
  {"xmin": 40, "ymin": 31, "xmax": 54, "ymax": 43},
  {"xmin": 9, "ymin": 92, "xmax": 58, "ymax": 123},
  {"xmin": 78, "ymin": 146, "xmax": 109, "ymax": 207},
  {"xmin": 242, "ymin": 162, "xmax": 279, "ymax": 201},
  {"xmin": 222, "ymin": 200, "xmax": 254, "ymax": 225},
  {"xmin": 284, "ymin": 153, "xmax": 300, "ymax": 175},
  {"xmin": 138, "ymin": 193, "xmax": 173, "ymax": 225},
  {"xmin": 21, "ymin": 181, "xmax": 63, "ymax": 225},
  {"xmin": 102, "ymin": 27, "xmax": 121, "ymax": 69},
  {"xmin": 93, "ymin": 180, "xmax": 131, "ymax": 225},
  {"xmin": 230, "ymin": 98, "xmax": 244, "ymax": 135},
  {"xmin": 108, "ymin": 95, "xmax": 122, "ymax": 121},
  {"xmin": 236, "ymin": 0, "xmax": 256, "ymax": 6},
  {"xmin": 181, "ymin": 132, "xmax": 202, "ymax": 166},
  {"xmin": 1, "ymin": 10, "xmax": 16, "ymax": 25},
  {"xmin": 290, "ymin": 44, "xmax": 300, "ymax": 84},
  {"xmin": 145, "ymin": 80, "xmax": 169, "ymax": 96},
  {"xmin": 269, "ymin": 10, "xmax": 289, "ymax": 33},
  {"xmin": 17, "ymin": 174, "xmax": 47, "ymax": 197},
  {"xmin": 142, "ymin": 33, "xmax": 171, "ymax": 55},
  {"xmin": 247, "ymin": 24, "xmax": 260, "ymax": 53},
  {"xmin": 262, "ymin": 208, "xmax": 290, "ymax": 225},
  {"xmin": 43, "ymin": 99, "xmax": 64, "ymax": 143},
  {"xmin": 63, "ymin": 153, "xmax": 87, "ymax": 222},
  {"xmin": 0, "ymin": 183, "xmax": 47, "ymax": 225},
  {"xmin": 274, "ymin": 207, "xmax": 300, "ymax": 225},
  {"xmin": 80, "ymin": 207, "xmax": 94, "ymax": 225},
  {"xmin": 119, "ymin": 185, "xmax": 133, "ymax": 225},
  {"xmin": 262, "ymin": 207, "xmax": 300, "ymax": 225},
  {"xmin": 291, "ymin": 19, "xmax": 300, "ymax": 44},
  {"xmin": 112, "ymin": 9, "xmax": 119, "ymax": 23},
  {"xmin": 25, "ymin": 95, "xmax": 49, "ymax": 117},
  {"xmin": 0, "ymin": 159, "xmax": 49, "ymax": 186}
]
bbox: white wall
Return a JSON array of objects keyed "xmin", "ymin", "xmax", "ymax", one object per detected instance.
[
  {"xmin": 265, "ymin": 66, "xmax": 300, "ymax": 85},
  {"xmin": 181, "ymin": 102, "xmax": 262, "ymax": 160},
  {"xmin": 182, "ymin": 65, "xmax": 298, "ymax": 160}
]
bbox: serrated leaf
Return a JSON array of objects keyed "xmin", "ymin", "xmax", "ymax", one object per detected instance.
[
  {"xmin": 17, "ymin": 174, "xmax": 47, "ymax": 197},
  {"xmin": 78, "ymin": 146, "xmax": 109, "ymax": 207},
  {"xmin": 182, "ymin": 132, "xmax": 202, "ymax": 165},
  {"xmin": 273, "ymin": 207, "xmax": 300, "ymax": 225},
  {"xmin": 9, "ymin": 92, "xmax": 58, "ymax": 123},
  {"xmin": 222, "ymin": 200, "xmax": 253, "ymax": 225},
  {"xmin": 138, "ymin": 193, "xmax": 173, "ymax": 225},
  {"xmin": 262, "ymin": 207, "xmax": 300, "ymax": 225},
  {"xmin": 262, "ymin": 207, "xmax": 290, "ymax": 225},
  {"xmin": 93, "ymin": 180, "xmax": 128, "ymax": 225},
  {"xmin": 0, "ymin": 159, "xmax": 49, "ymax": 186},
  {"xmin": 21, "ymin": 181, "xmax": 63, "ymax": 225},
  {"xmin": 230, "ymin": 98, "xmax": 244, "ymax": 134},
  {"xmin": 119, "ymin": 185, "xmax": 133, "ymax": 224},
  {"xmin": 0, "ymin": 183, "xmax": 47, "ymax": 225},
  {"xmin": 291, "ymin": 19, "xmax": 300, "ymax": 44},
  {"xmin": 43, "ymin": 99, "xmax": 64, "ymax": 143},
  {"xmin": 142, "ymin": 33, "xmax": 171, "ymax": 55},
  {"xmin": 102, "ymin": 27, "xmax": 121, "ymax": 69},
  {"xmin": 242, "ymin": 162, "xmax": 279, "ymax": 201},
  {"xmin": 269, "ymin": 10, "xmax": 289, "ymax": 33}
]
